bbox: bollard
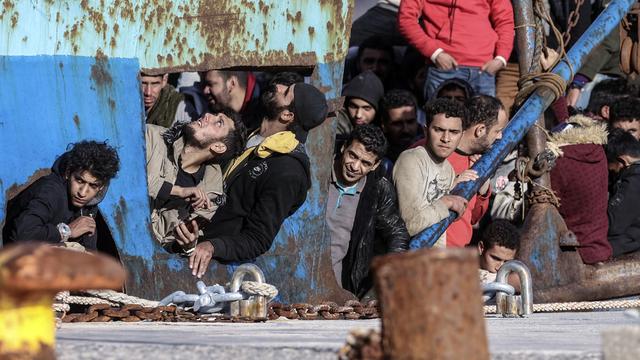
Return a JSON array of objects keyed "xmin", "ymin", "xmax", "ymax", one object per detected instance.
[
  {"xmin": 372, "ymin": 248, "xmax": 489, "ymax": 360},
  {"xmin": 0, "ymin": 243, "xmax": 126, "ymax": 360},
  {"xmin": 229, "ymin": 264, "xmax": 267, "ymax": 318}
]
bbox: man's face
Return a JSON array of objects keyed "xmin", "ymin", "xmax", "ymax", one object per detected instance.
[
  {"xmin": 425, "ymin": 113, "xmax": 464, "ymax": 161},
  {"xmin": 438, "ymin": 88, "xmax": 467, "ymax": 103},
  {"xmin": 67, "ymin": 171, "xmax": 104, "ymax": 208},
  {"xmin": 203, "ymin": 71, "xmax": 234, "ymax": 111},
  {"xmin": 478, "ymin": 243, "xmax": 516, "ymax": 273},
  {"xmin": 613, "ymin": 120, "xmax": 640, "ymax": 140},
  {"xmin": 347, "ymin": 98, "xmax": 376, "ymax": 126},
  {"xmin": 476, "ymin": 108, "xmax": 508, "ymax": 153},
  {"xmin": 263, "ymin": 84, "xmax": 295, "ymax": 122},
  {"xmin": 141, "ymin": 74, "xmax": 168, "ymax": 110},
  {"xmin": 339, "ymin": 140, "xmax": 380, "ymax": 186},
  {"xmin": 357, "ymin": 48, "xmax": 392, "ymax": 81},
  {"xmin": 184, "ymin": 112, "xmax": 235, "ymax": 150},
  {"xmin": 384, "ymin": 105, "xmax": 418, "ymax": 149}
]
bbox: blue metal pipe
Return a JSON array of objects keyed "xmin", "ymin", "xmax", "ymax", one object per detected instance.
[{"xmin": 409, "ymin": 0, "xmax": 635, "ymax": 249}]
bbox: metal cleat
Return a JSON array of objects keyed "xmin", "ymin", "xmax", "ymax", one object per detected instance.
[
  {"xmin": 0, "ymin": 243, "xmax": 125, "ymax": 359},
  {"xmin": 495, "ymin": 260, "xmax": 534, "ymax": 317},
  {"xmin": 229, "ymin": 264, "xmax": 267, "ymax": 319}
]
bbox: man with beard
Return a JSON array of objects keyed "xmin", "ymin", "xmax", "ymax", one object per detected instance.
[
  {"xmin": 379, "ymin": 89, "xmax": 420, "ymax": 177},
  {"xmin": 174, "ymin": 82, "xmax": 328, "ymax": 278},
  {"xmin": 201, "ymin": 70, "xmax": 262, "ymax": 132},
  {"xmin": 141, "ymin": 72, "xmax": 198, "ymax": 127},
  {"xmin": 145, "ymin": 109, "xmax": 246, "ymax": 254}
]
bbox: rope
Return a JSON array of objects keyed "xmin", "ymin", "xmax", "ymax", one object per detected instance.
[
  {"xmin": 241, "ymin": 281, "xmax": 278, "ymax": 300},
  {"xmin": 83, "ymin": 290, "xmax": 159, "ymax": 307},
  {"xmin": 485, "ymin": 298, "xmax": 640, "ymax": 314},
  {"xmin": 52, "ymin": 302, "xmax": 70, "ymax": 312},
  {"xmin": 55, "ymin": 291, "xmax": 117, "ymax": 306}
]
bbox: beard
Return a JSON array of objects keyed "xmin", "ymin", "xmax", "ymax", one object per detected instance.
[{"xmin": 183, "ymin": 122, "xmax": 218, "ymax": 150}]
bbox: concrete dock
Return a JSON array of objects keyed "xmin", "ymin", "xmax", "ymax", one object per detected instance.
[{"xmin": 56, "ymin": 311, "xmax": 636, "ymax": 359}]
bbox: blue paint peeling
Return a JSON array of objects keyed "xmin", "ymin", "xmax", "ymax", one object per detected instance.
[{"xmin": 166, "ymin": 258, "xmax": 184, "ymax": 272}]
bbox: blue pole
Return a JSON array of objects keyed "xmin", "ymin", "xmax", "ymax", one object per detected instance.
[{"xmin": 409, "ymin": 0, "xmax": 635, "ymax": 250}]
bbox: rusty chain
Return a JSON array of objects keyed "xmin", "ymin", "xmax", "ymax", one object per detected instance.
[
  {"xmin": 60, "ymin": 300, "xmax": 381, "ymax": 323},
  {"xmin": 563, "ymin": 0, "xmax": 585, "ymax": 45}
]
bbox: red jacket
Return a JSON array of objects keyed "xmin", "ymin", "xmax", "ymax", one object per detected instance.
[
  {"xmin": 398, "ymin": 0, "xmax": 514, "ymax": 67},
  {"xmin": 410, "ymin": 140, "xmax": 490, "ymax": 247}
]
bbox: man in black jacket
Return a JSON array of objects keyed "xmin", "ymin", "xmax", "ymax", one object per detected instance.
[
  {"xmin": 606, "ymin": 129, "xmax": 640, "ymax": 257},
  {"xmin": 2, "ymin": 141, "xmax": 120, "ymax": 250},
  {"xmin": 329, "ymin": 125, "xmax": 410, "ymax": 298},
  {"xmin": 175, "ymin": 82, "xmax": 329, "ymax": 277}
]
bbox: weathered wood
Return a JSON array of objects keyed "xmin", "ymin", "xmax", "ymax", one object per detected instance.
[{"xmin": 372, "ymin": 248, "xmax": 489, "ymax": 360}]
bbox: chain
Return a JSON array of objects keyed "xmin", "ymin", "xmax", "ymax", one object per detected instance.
[
  {"xmin": 60, "ymin": 300, "xmax": 381, "ymax": 323},
  {"xmin": 563, "ymin": 0, "xmax": 586, "ymax": 45}
]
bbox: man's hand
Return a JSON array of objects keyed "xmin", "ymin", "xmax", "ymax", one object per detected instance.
[
  {"xmin": 440, "ymin": 195, "xmax": 468, "ymax": 216},
  {"xmin": 173, "ymin": 186, "xmax": 211, "ymax": 210},
  {"xmin": 452, "ymin": 169, "xmax": 479, "ymax": 188},
  {"xmin": 175, "ymin": 220, "xmax": 199, "ymax": 246},
  {"xmin": 567, "ymin": 88, "xmax": 581, "ymax": 107},
  {"xmin": 189, "ymin": 242, "xmax": 214, "ymax": 278},
  {"xmin": 69, "ymin": 216, "xmax": 96, "ymax": 238},
  {"xmin": 480, "ymin": 59, "xmax": 504, "ymax": 76},
  {"xmin": 434, "ymin": 52, "xmax": 458, "ymax": 70}
]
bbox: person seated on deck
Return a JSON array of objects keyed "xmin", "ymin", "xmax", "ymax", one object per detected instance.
[
  {"xmin": 201, "ymin": 70, "xmax": 262, "ymax": 132},
  {"xmin": 3, "ymin": 141, "xmax": 120, "ymax": 251},
  {"xmin": 335, "ymin": 71, "xmax": 385, "ymax": 141},
  {"xmin": 174, "ymin": 82, "xmax": 328, "ymax": 278},
  {"xmin": 477, "ymin": 219, "xmax": 520, "ymax": 291},
  {"xmin": 609, "ymin": 95, "xmax": 640, "ymax": 140},
  {"xmin": 328, "ymin": 125, "xmax": 410, "ymax": 299},
  {"xmin": 145, "ymin": 110, "xmax": 246, "ymax": 255},
  {"xmin": 392, "ymin": 98, "xmax": 471, "ymax": 248},
  {"xmin": 141, "ymin": 72, "xmax": 198, "ymax": 127},
  {"xmin": 606, "ymin": 129, "xmax": 640, "ymax": 257}
]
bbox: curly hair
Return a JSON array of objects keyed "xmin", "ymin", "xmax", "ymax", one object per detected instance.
[
  {"xmin": 466, "ymin": 95, "xmax": 504, "ymax": 128},
  {"xmin": 380, "ymin": 89, "xmax": 417, "ymax": 125},
  {"xmin": 345, "ymin": 124, "xmax": 388, "ymax": 160},
  {"xmin": 424, "ymin": 97, "xmax": 469, "ymax": 129},
  {"xmin": 610, "ymin": 95, "xmax": 640, "ymax": 124},
  {"xmin": 481, "ymin": 220, "xmax": 520, "ymax": 251},
  {"xmin": 64, "ymin": 141, "xmax": 120, "ymax": 183}
]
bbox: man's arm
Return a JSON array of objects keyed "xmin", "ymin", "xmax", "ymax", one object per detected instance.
[
  {"xmin": 374, "ymin": 177, "xmax": 410, "ymax": 252},
  {"xmin": 209, "ymin": 167, "xmax": 308, "ymax": 262},
  {"xmin": 490, "ymin": 0, "xmax": 515, "ymax": 61},
  {"xmin": 397, "ymin": 0, "xmax": 447, "ymax": 60},
  {"xmin": 393, "ymin": 151, "xmax": 451, "ymax": 236},
  {"xmin": 12, "ymin": 193, "xmax": 62, "ymax": 243}
]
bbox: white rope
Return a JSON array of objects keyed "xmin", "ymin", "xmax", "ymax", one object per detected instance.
[
  {"xmin": 55, "ymin": 291, "xmax": 117, "ymax": 306},
  {"xmin": 485, "ymin": 299, "xmax": 640, "ymax": 314},
  {"xmin": 52, "ymin": 302, "xmax": 70, "ymax": 312},
  {"xmin": 83, "ymin": 290, "xmax": 159, "ymax": 307},
  {"xmin": 241, "ymin": 281, "xmax": 278, "ymax": 300}
]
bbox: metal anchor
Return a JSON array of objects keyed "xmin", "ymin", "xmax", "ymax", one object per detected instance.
[
  {"xmin": 495, "ymin": 260, "xmax": 533, "ymax": 316},
  {"xmin": 229, "ymin": 264, "xmax": 267, "ymax": 318}
]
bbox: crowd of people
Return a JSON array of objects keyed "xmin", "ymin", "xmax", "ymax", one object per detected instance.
[{"xmin": 3, "ymin": 0, "xmax": 640, "ymax": 299}]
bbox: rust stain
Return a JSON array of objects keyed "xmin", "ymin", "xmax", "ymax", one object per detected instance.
[
  {"xmin": 21, "ymin": 36, "xmax": 27, "ymax": 42},
  {"xmin": 308, "ymin": 26, "xmax": 315, "ymax": 36},
  {"xmin": 4, "ymin": 168, "xmax": 51, "ymax": 204},
  {"xmin": 9, "ymin": 10, "xmax": 17, "ymax": 28},
  {"xmin": 108, "ymin": 98, "xmax": 116, "ymax": 110},
  {"xmin": 90, "ymin": 49, "xmax": 113, "ymax": 86},
  {"xmin": 73, "ymin": 114, "xmax": 80, "ymax": 128}
]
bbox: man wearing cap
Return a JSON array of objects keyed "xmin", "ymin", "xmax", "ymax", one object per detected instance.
[
  {"xmin": 336, "ymin": 71, "xmax": 385, "ymax": 139},
  {"xmin": 174, "ymin": 82, "xmax": 329, "ymax": 277}
]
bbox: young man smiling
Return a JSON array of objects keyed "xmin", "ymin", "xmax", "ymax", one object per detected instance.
[
  {"xmin": 393, "ymin": 98, "xmax": 470, "ymax": 247},
  {"xmin": 3, "ymin": 141, "xmax": 120, "ymax": 250},
  {"xmin": 328, "ymin": 125, "xmax": 409, "ymax": 298}
]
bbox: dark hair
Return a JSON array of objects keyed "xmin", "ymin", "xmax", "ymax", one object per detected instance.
[
  {"xmin": 217, "ymin": 108, "xmax": 247, "ymax": 160},
  {"xmin": 435, "ymin": 78, "xmax": 475, "ymax": 101},
  {"xmin": 466, "ymin": 95, "xmax": 505, "ymax": 128},
  {"xmin": 610, "ymin": 95, "xmax": 640, "ymax": 124},
  {"xmin": 344, "ymin": 124, "xmax": 388, "ymax": 160},
  {"xmin": 424, "ymin": 97, "xmax": 469, "ymax": 129},
  {"xmin": 260, "ymin": 85, "xmax": 293, "ymax": 120},
  {"xmin": 380, "ymin": 89, "xmax": 417, "ymax": 125},
  {"xmin": 481, "ymin": 220, "xmax": 520, "ymax": 251},
  {"xmin": 587, "ymin": 78, "xmax": 630, "ymax": 115},
  {"xmin": 268, "ymin": 72, "xmax": 304, "ymax": 87},
  {"xmin": 65, "ymin": 141, "xmax": 120, "ymax": 184},
  {"xmin": 356, "ymin": 35, "xmax": 394, "ymax": 63},
  {"xmin": 207, "ymin": 70, "xmax": 249, "ymax": 89},
  {"xmin": 606, "ymin": 127, "xmax": 640, "ymax": 161}
]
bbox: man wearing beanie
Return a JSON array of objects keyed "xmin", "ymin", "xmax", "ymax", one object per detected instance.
[
  {"xmin": 336, "ymin": 71, "xmax": 385, "ymax": 139},
  {"xmin": 175, "ymin": 82, "xmax": 329, "ymax": 277}
]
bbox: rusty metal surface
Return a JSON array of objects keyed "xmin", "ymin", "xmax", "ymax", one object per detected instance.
[
  {"xmin": 372, "ymin": 249, "xmax": 489, "ymax": 360},
  {"xmin": 0, "ymin": 0, "xmax": 351, "ymax": 74}
]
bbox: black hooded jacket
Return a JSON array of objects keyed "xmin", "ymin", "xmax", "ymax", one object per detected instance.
[
  {"xmin": 204, "ymin": 141, "xmax": 311, "ymax": 262},
  {"xmin": 340, "ymin": 167, "xmax": 410, "ymax": 298},
  {"xmin": 2, "ymin": 154, "xmax": 102, "ymax": 249},
  {"xmin": 608, "ymin": 163, "xmax": 640, "ymax": 257}
]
